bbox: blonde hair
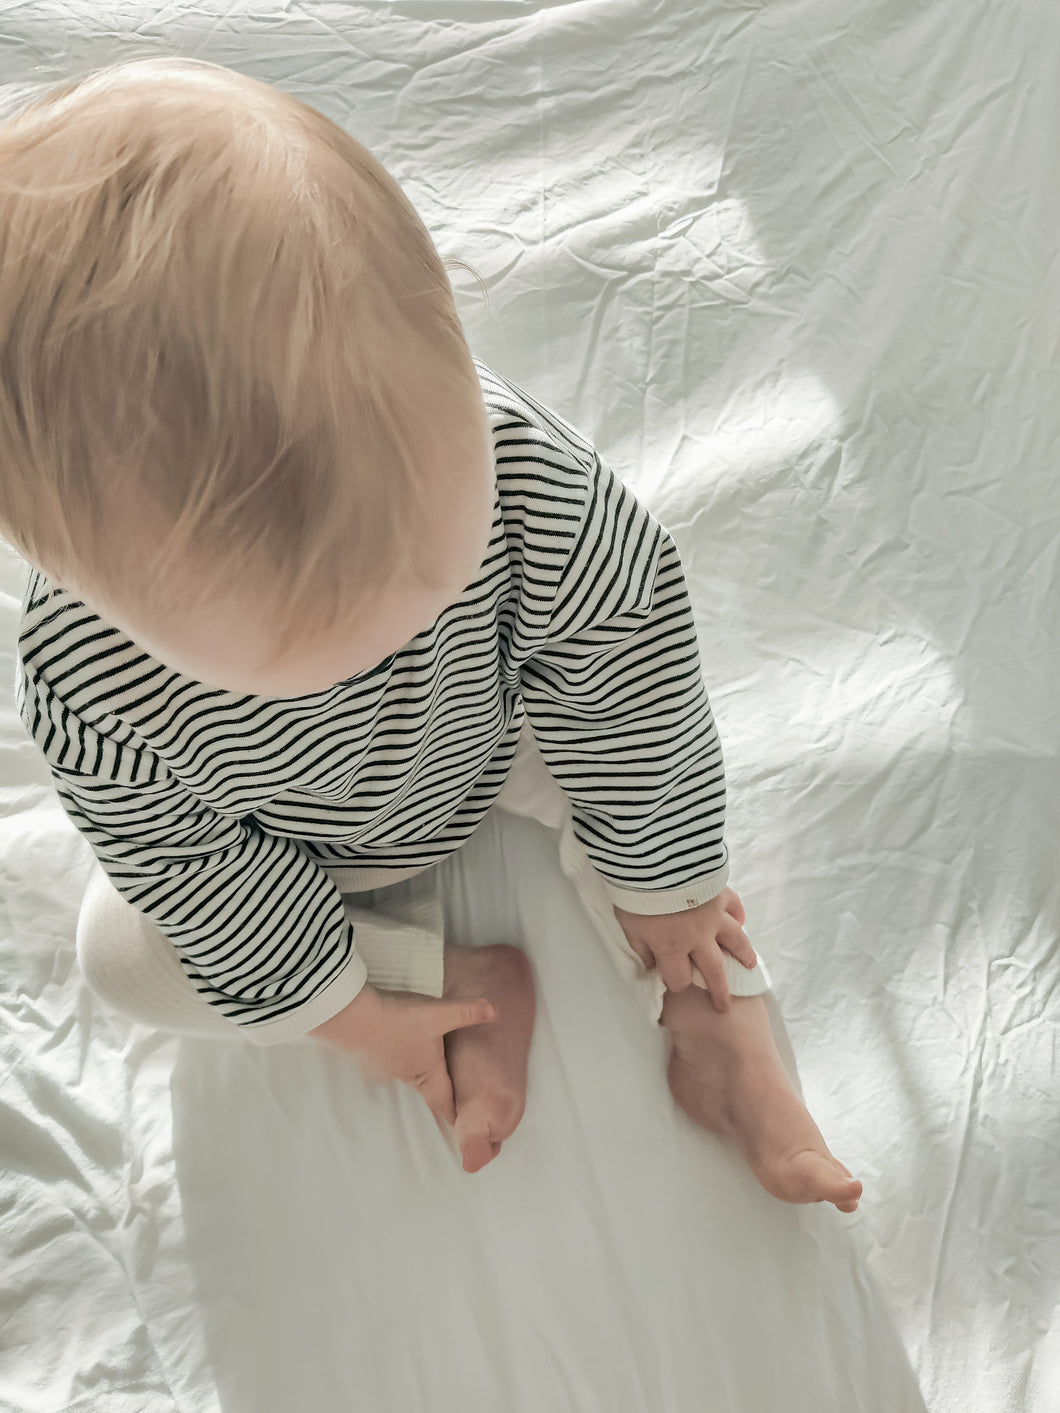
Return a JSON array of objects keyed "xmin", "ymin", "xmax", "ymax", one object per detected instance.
[{"xmin": 0, "ymin": 55, "xmax": 488, "ymax": 664}]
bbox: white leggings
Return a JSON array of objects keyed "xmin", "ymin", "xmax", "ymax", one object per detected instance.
[{"xmin": 75, "ymin": 717, "xmax": 772, "ymax": 1042}]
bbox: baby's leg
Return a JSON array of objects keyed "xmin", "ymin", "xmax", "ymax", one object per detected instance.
[
  {"xmin": 76, "ymin": 859, "xmax": 245, "ymax": 1038},
  {"xmin": 663, "ymin": 987, "xmax": 863, "ymax": 1212},
  {"xmin": 442, "ymin": 944, "xmax": 536, "ymax": 1173}
]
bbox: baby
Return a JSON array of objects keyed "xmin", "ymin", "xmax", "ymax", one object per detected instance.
[{"xmin": 0, "ymin": 57, "xmax": 861, "ymax": 1210}]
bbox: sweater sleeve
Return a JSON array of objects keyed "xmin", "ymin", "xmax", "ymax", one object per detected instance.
[
  {"xmin": 518, "ymin": 451, "xmax": 731, "ymax": 916},
  {"xmin": 16, "ymin": 672, "xmax": 370, "ymax": 1043}
]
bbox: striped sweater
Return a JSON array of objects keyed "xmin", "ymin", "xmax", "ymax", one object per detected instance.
[{"xmin": 14, "ymin": 358, "xmax": 731, "ymax": 1037}]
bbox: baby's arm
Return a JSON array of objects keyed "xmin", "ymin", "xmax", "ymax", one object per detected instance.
[
  {"xmin": 17, "ymin": 693, "xmax": 391, "ymax": 1043},
  {"xmin": 518, "ymin": 450, "xmax": 771, "ymax": 1002}
]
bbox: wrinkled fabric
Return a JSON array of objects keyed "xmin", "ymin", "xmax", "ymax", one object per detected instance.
[{"xmin": 1, "ymin": 2, "xmax": 1057, "ymax": 1412}]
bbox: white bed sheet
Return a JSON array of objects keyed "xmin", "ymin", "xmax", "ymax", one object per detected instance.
[{"xmin": 1, "ymin": 3, "xmax": 1057, "ymax": 1411}]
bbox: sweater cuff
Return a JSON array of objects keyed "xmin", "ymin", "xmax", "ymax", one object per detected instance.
[
  {"xmin": 340, "ymin": 905, "xmax": 445, "ymax": 999},
  {"xmin": 236, "ymin": 946, "xmax": 370, "ymax": 1047},
  {"xmin": 601, "ymin": 860, "xmax": 730, "ymax": 915}
]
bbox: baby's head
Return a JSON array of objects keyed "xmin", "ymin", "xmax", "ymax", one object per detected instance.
[{"xmin": 0, "ymin": 57, "xmax": 494, "ymax": 695}]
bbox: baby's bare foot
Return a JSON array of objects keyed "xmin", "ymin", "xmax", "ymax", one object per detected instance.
[
  {"xmin": 443, "ymin": 944, "xmax": 535, "ymax": 1174},
  {"xmin": 661, "ymin": 988, "xmax": 863, "ymax": 1212}
]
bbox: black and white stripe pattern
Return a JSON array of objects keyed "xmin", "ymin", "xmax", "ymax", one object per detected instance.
[{"xmin": 14, "ymin": 358, "xmax": 728, "ymax": 1031}]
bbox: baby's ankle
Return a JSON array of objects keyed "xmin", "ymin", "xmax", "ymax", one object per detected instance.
[{"xmin": 660, "ymin": 986, "xmax": 765, "ymax": 1035}]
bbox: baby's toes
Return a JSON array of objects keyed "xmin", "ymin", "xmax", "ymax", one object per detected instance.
[
  {"xmin": 454, "ymin": 1090, "xmax": 524, "ymax": 1173},
  {"xmin": 784, "ymin": 1150, "xmax": 862, "ymax": 1208},
  {"xmin": 452, "ymin": 1096, "xmax": 488, "ymax": 1169},
  {"xmin": 460, "ymin": 1131, "xmax": 502, "ymax": 1174}
]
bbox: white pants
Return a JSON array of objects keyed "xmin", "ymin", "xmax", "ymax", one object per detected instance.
[{"xmin": 75, "ymin": 716, "xmax": 772, "ymax": 1042}]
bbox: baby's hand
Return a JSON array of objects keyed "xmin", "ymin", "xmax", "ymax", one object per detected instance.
[
  {"xmin": 613, "ymin": 886, "xmax": 758, "ymax": 1012},
  {"xmin": 309, "ymin": 985, "xmax": 496, "ymax": 1131}
]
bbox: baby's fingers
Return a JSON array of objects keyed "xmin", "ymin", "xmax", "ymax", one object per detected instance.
[
  {"xmin": 625, "ymin": 935, "xmax": 657, "ymax": 973},
  {"xmin": 691, "ymin": 947, "xmax": 731, "ymax": 1011},
  {"xmin": 655, "ymin": 952, "xmax": 696, "ymax": 993},
  {"xmin": 721, "ymin": 922, "xmax": 758, "ymax": 970},
  {"xmin": 721, "ymin": 888, "xmax": 747, "ymax": 926},
  {"xmin": 416, "ymin": 1057, "xmax": 458, "ymax": 1129}
]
